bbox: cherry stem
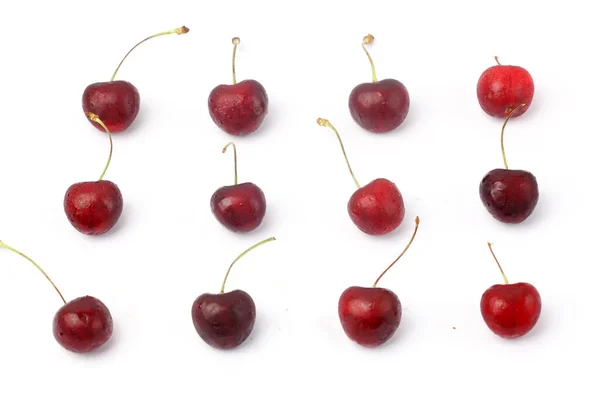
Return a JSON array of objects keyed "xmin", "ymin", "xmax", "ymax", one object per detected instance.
[
  {"xmin": 487, "ymin": 242, "xmax": 509, "ymax": 285},
  {"xmin": 110, "ymin": 26, "xmax": 189, "ymax": 82},
  {"xmin": 222, "ymin": 142, "xmax": 238, "ymax": 185},
  {"xmin": 220, "ymin": 237, "xmax": 276, "ymax": 293},
  {"xmin": 316, "ymin": 118, "xmax": 360, "ymax": 189},
  {"xmin": 500, "ymin": 103, "xmax": 526, "ymax": 169},
  {"xmin": 86, "ymin": 113, "xmax": 113, "ymax": 181},
  {"xmin": 0, "ymin": 241, "xmax": 67, "ymax": 305},
  {"xmin": 494, "ymin": 56, "xmax": 501, "ymax": 65},
  {"xmin": 373, "ymin": 217, "xmax": 420, "ymax": 287},
  {"xmin": 362, "ymin": 34, "xmax": 378, "ymax": 83},
  {"xmin": 232, "ymin": 37, "xmax": 240, "ymax": 84}
]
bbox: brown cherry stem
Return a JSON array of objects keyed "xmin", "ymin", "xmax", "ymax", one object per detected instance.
[
  {"xmin": 500, "ymin": 103, "xmax": 526, "ymax": 169},
  {"xmin": 0, "ymin": 240, "xmax": 67, "ymax": 304},
  {"xmin": 487, "ymin": 242, "xmax": 509, "ymax": 285},
  {"xmin": 85, "ymin": 113, "xmax": 113, "ymax": 181},
  {"xmin": 220, "ymin": 237, "xmax": 276, "ymax": 293},
  {"xmin": 222, "ymin": 142, "xmax": 238, "ymax": 185},
  {"xmin": 373, "ymin": 217, "xmax": 421, "ymax": 287},
  {"xmin": 494, "ymin": 56, "xmax": 501, "ymax": 65},
  {"xmin": 362, "ymin": 34, "xmax": 378, "ymax": 82},
  {"xmin": 317, "ymin": 118, "xmax": 361, "ymax": 189},
  {"xmin": 232, "ymin": 37, "xmax": 240, "ymax": 84},
  {"xmin": 110, "ymin": 26, "xmax": 189, "ymax": 82}
]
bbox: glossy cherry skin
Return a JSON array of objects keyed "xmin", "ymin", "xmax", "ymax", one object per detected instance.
[
  {"xmin": 191, "ymin": 290, "xmax": 256, "ymax": 349},
  {"xmin": 338, "ymin": 286, "xmax": 402, "ymax": 347},
  {"xmin": 82, "ymin": 81, "xmax": 140, "ymax": 133},
  {"xmin": 477, "ymin": 64, "xmax": 534, "ymax": 118},
  {"xmin": 53, "ymin": 296, "xmax": 113, "ymax": 353},
  {"xmin": 64, "ymin": 180, "xmax": 124, "ymax": 235},
  {"xmin": 210, "ymin": 182, "xmax": 266, "ymax": 233},
  {"xmin": 348, "ymin": 178, "xmax": 405, "ymax": 235},
  {"xmin": 481, "ymin": 282, "xmax": 541, "ymax": 338},
  {"xmin": 479, "ymin": 169, "xmax": 539, "ymax": 223},
  {"xmin": 208, "ymin": 80, "xmax": 268, "ymax": 136},
  {"xmin": 349, "ymin": 79, "xmax": 410, "ymax": 133}
]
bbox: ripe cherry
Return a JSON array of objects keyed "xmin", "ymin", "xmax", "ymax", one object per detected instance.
[
  {"xmin": 480, "ymin": 242, "xmax": 542, "ymax": 339},
  {"xmin": 82, "ymin": 26, "xmax": 189, "ymax": 133},
  {"xmin": 191, "ymin": 237, "xmax": 276, "ymax": 349},
  {"xmin": 476, "ymin": 56, "xmax": 534, "ymax": 119},
  {"xmin": 348, "ymin": 34, "xmax": 410, "ymax": 133},
  {"xmin": 339, "ymin": 217, "xmax": 420, "ymax": 347},
  {"xmin": 317, "ymin": 118, "xmax": 405, "ymax": 235},
  {"xmin": 208, "ymin": 37, "xmax": 269, "ymax": 136},
  {"xmin": 0, "ymin": 240, "xmax": 113, "ymax": 353},
  {"xmin": 64, "ymin": 113, "xmax": 123, "ymax": 235}
]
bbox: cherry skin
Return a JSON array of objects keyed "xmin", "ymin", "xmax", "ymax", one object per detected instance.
[
  {"xmin": 64, "ymin": 180, "xmax": 124, "ymax": 235},
  {"xmin": 82, "ymin": 81, "xmax": 140, "ymax": 133},
  {"xmin": 211, "ymin": 183, "xmax": 266, "ymax": 233},
  {"xmin": 348, "ymin": 178, "xmax": 405, "ymax": 235},
  {"xmin": 349, "ymin": 79, "xmax": 410, "ymax": 133},
  {"xmin": 479, "ymin": 169, "xmax": 538, "ymax": 223}
]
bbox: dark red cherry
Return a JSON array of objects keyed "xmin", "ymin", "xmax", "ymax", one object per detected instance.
[{"xmin": 64, "ymin": 180, "xmax": 124, "ymax": 235}]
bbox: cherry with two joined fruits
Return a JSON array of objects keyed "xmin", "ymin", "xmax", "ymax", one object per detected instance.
[
  {"xmin": 339, "ymin": 217, "xmax": 420, "ymax": 347},
  {"xmin": 64, "ymin": 113, "xmax": 123, "ymax": 235},
  {"xmin": 317, "ymin": 118, "xmax": 405, "ymax": 235},
  {"xmin": 211, "ymin": 142, "xmax": 267, "ymax": 232},
  {"xmin": 477, "ymin": 56, "xmax": 534, "ymax": 119},
  {"xmin": 191, "ymin": 237, "xmax": 276, "ymax": 349},
  {"xmin": 83, "ymin": 26, "xmax": 189, "ymax": 133},
  {"xmin": 479, "ymin": 104, "xmax": 539, "ymax": 223},
  {"xmin": 348, "ymin": 34, "xmax": 410, "ymax": 133},
  {"xmin": 0, "ymin": 241, "xmax": 113, "ymax": 353},
  {"xmin": 481, "ymin": 242, "xmax": 541, "ymax": 338},
  {"xmin": 208, "ymin": 37, "xmax": 269, "ymax": 136}
]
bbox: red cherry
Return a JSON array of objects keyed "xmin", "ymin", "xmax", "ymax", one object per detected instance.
[
  {"xmin": 349, "ymin": 34, "xmax": 410, "ymax": 133},
  {"xmin": 82, "ymin": 26, "xmax": 189, "ymax": 133},
  {"xmin": 208, "ymin": 38, "xmax": 268, "ymax": 136},
  {"xmin": 317, "ymin": 118, "xmax": 405, "ymax": 235},
  {"xmin": 338, "ymin": 217, "xmax": 420, "ymax": 347},
  {"xmin": 480, "ymin": 243, "xmax": 542, "ymax": 338},
  {"xmin": 476, "ymin": 56, "xmax": 534, "ymax": 119}
]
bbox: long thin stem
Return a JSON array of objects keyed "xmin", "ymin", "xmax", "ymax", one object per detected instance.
[
  {"xmin": 222, "ymin": 142, "xmax": 238, "ymax": 185},
  {"xmin": 86, "ymin": 113, "xmax": 113, "ymax": 181},
  {"xmin": 220, "ymin": 237, "xmax": 276, "ymax": 293},
  {"xmin": 232, "ymin": 37, "xmax": 240, "ymax": 84},
  {"xmin": 317, "ymin": 118, "xmax": 361, "ymax": 189},
  {"xmin": 110, "ymin": 26, "xmax": 189, "ymax": 82},
  {"xmin": 0, "ymin": 241, "xmax": 67, "ymax": 304},
  {"xmin": 487, "ymin": 242, "xmax": 509, "ymax": 285},
  {"xmin": 373, "ymin": 217, "xmax": 420, "ymax": 287},
  {"xmin": 500, "ymin": 104, "xmax": 526, "ymax": 169},
  {"xmin": 362, "ymin": 34, "xmax": 378, "ymax": 83}
]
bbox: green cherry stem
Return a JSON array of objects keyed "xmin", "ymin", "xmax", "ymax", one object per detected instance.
[
  {"xmin": 362, "ymin": 34, "xmax": 378, "ymax": 83},
  {"xmin": 232, "ymin": 37, "xmax": 240, "ymax": 84},
  {"xmin": 373, "ymin": 217, "xmax": 420, "ymax": 287},
  {"xmin": 500, "ymin": 103, "xmax": 526, "ymax": 170},
  {"xmin": 220, "ymin": 237, "xmax": 276, "ymax": 293},
  {"xmin": 487, "ymin": 242, "xmax": 509, "ymax": 285},
  {"xmin": 86, "ymin": 112, "xmax": 113, "ymax": 181},
  {"xmin": 317, "ymin": 118, "xmax": 361, "ymax": 189},
  {"xmin": 222, "ymin": 142, "xmax": 238, "ymax": 185}
]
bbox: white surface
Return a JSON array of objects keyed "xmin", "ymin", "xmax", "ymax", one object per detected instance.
[{"xmin": 0, "ymin": 0, "xmax": 596, "ymax": 398}]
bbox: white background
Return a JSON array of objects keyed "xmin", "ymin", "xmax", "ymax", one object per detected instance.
[{"xmin": 0, "ymin": 0, "xmax": 596, "ymax": 398}]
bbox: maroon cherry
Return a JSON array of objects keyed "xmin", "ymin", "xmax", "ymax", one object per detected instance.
[
  {"xmin": 348, "ymin": 34, "xmax": 410, "ymax": 133},
  {"xmin": 64, "ymin": 113, "xmax": 123, "ymax": 235},
  {"xmin": 479, "ymin": 104, "xmax": 539, "ymax": 224},
  {"xmin": 208, "ymin": 37, "xmax": 269, "ymax": 136},
  {"xmin": 82, "ymin": 26, "xmax": 189, "ymax": 133},
  {"xmin": 0, "ymin": 240, "xmax": 113, "ymax": 353},
  {"xmin": 480, "ymin": 242, "xmax": 542, "ymax": 339},
  {"xmin": 191, "ymin": 237, "xmax": 276, "ymax": 349},
  {"xmin": 317, "ymin": 118, "xmax": 405, "ymax": 235},
  {"xmin": 339, "ymin": 217, "xmax": 420, "ymax": 347},
  {"xmin": 210, "ymin": 142, "xmax": 267, "ymax": 233}
]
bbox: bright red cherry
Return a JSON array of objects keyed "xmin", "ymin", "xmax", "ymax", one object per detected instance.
[
  {"xmin": 317, "ymin": 118, "xmax": 405, "ymax": 235},
  {"xmin": 0, "ymin": 240, "xmax": 113, "ymax": 353},
  {"xmin": 339, "ymin": 217, "xmax": 420, "ymax": 347},
  {"xmin": 476, "ymin": 56, "xmax": 534, "ymax": 119},
  {"xmin": 208, "ymin": 37, "xmax": 269, "ymax": 136},
  {"xmin": 480, "ymin": 242, "xmax": 542, "ymax": 339},
  {"xmin": 83, "ymin": 26, "xmax": 189, "ymax": 133}
]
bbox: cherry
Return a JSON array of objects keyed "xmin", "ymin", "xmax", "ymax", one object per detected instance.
[
  {"xmin": 208, "ymin": 37, "xmax": 269, "ymax": 136},
  {"xmin": 0, "ymin": 240, "xmax": 113, "ymax": 353},
  {"xmin": 210, "ymin": 142, "xmax": 267, "ymax": 232},
  {"xmin": 338, "ymin": 217, "xmax": 420, "ymax": 347},
  {"xmin": 191, "ymin": 237, "xmax": 276, "ymax": 349},
  {"xmin": 348, "ymin": 34, "xmax": 410, "ymax": 133},
  {"xmin": 64, "ymin": 113, "xmax": 124, "ymax": 235},
  {"xmin": 480, "ymin": 242, "xmax": 542, "ymax": 339},
  {"xmin": 82, "ymin": 26, "xmax": 189, "ymax": 133},
  {"xmin": 476, "ymin": 56, "xmax": 534, "ymax": 119},
  {"xmin": 479, "ymin": 104, "xmax": 539, "ymax": 223},
  {"xmin": 317, "ymin": 118, "xmax": 405, "ymax": 235}
]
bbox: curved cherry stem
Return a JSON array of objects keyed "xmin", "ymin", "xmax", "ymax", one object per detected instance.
[
  {"xmin": 110, "ymin": 26, "xmax": 189, "ymax": 82},
  {"xmin": 500, "ymin": 104, "xmax": 526, "ymax": 169},
  {"xmin": 86, "ymin": 113, "xmax": 113, "ymax": 181},
  {"xmin": 316, "ymin": 118, "xmax": 360, "ymax": 189},
  {"xmin": 494, "ymin": 56, "xmax": 501, "ymax": 65},
  {"xmin": 487, "ymin": 242, "xmax": 509, "ymax": 285},
  {"xmin": 373, "ymin": 217, "xmax": 420, "ymax": 287},
  {"xmin": 220, "ymin": 237, "xmax": 276, "ymax": 293},
  {"xmin": 232, "ymin": 37, "xmax": 240, "ymax": 84},
  {"xmin": 362, "ymin": 34, "xmax": 378, "ymax": 82},
  {"xmin": 0, "ymin": 241, "xmax": 67, "ymax": 305},
  {"xmin": 222, "ymin": 142, "xmax": 238, "ymax": 185}
]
